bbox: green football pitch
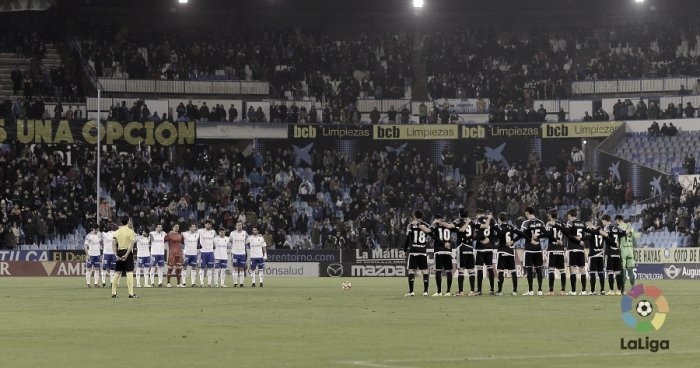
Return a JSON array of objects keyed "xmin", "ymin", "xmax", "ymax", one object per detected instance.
[{"xmin": 1, "ymin": 277, "xmax": 698, "ymax": 368}]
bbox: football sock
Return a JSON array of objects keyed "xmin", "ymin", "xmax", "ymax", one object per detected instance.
[
  {"xmin": 570, "ymin": 274, "xmax": 577, "ymax": 292},
  {"xmin": 86, "ymin": 268, "xmax": 91, "ymax": 284},
  {"xmin": 158, "ymin": 266, "xmax": 164, "ymax": 284},
  {"xmin": 259, "ymin": 274, "xmax": 263, "ymax": 285},
  {"xmin": 628, "ymin": 268, "xmax": 635, "ymax": 287},
  {"xmin": 487, "ymin": 269, "xmax": 495, "ymax": 292},
  {"xmin": 435, "ymin": 272, "xmax": 442, "ymax": 293},
  {"xmin": 548, "ymin": 272, "xmax": 555, "ymax": 292},
  {"xmin": 497, "ymin": 272, "xmax": 504, "ymax": 293},
  {"xmin": 190, "ymin": 268, "xmax": 197, "ymax": 285},
  {"xmin": 94, "ymin": 270, "xmax": 100, "ymax": 285},
  {"xmin": 101, "ymin": 269, "xmax": 107, "ymax": 284},
  {"xmin": 233, "ymin": 271, "xmax": 238, "ymax": 285},
  {"xmin": 175, "ymin": 267, "xmax": 182, "ymax": 284},
  {"xmin": 111, "ymin": 273, "xmax": 119, "ymax": 295},
  {"xmin": 590, "ymin": 272, "xmax": 596, "ymax": 292},
  {"xmin": 446, "ymin": 272, "xmax": 453, "ymax": 293},
  {"xmin": 581, "ymin": 274, "xmax": 587, "ymax": 292},
  {"xmin": 109, "ymin": 270, "xmax": 115, "ymax": 283},
  {"xmin": 468, "ymin": 273, "xmax": 475, "ymax": 292},
  {"xmin": 560, "ymin": 273, "xmax": 566, "ymax": 292},
  {"xmin": 251, "ymin": 271, "xmax": 256, "ymax": 285},
  {"xmin": 616, "ymin": 273, "xmax": 623, "ymax": 291},
  {"xmin": 598, "ymin": 272, "xmax": 605, "ymax": 291},
  {"xmin": 477, "ymin": 270, "xmax": 483, "ymax": 292},
  {"xmin": 199, "ymin": 269, "xmax": 205, "ymax": 285},
  {"xmin": 207, "ymin": 269, "xmax": 213, "ymax": 285},
  {"xmin": 511, "ymin": 271, "xmax": 517, "ymax": 292},
  {"xmin": 220, "ymin": 269, "xmax": 226, "ymax": 284},
  {"xmin": 408, "ymin": 274, "xmax": 415, "ymax": 293},
  {"xmin": 126, "ymin": 271, "xmax": 134, "ymax": 295},
  {"xmin": 239, "ymin": 271, "xmax": 244, "ymax": 284},
  {"xmin": 213, "ymin": 269, "xmax": 220, "ymax": 284},
  {"xmin": 167, "ymin": 268, "xmax": 172, "ymax": 283},
  {"xmin": 135, "ymin": 269, "xmax": 141, "ymax": 285},
  {"xmin": 527, "ymin": 268, "xmax": 534, "ymax": 292},
  {"xmin": 608, "ymin": 273, "xmax": 615, "ymax": 290},
  {"xmin": 535, "ymin": 268, "xmax": 543, "ymax": 291},
  {"xmin": 458, "ymin": 273, "xmax": 464, "ymax": 293},
  {"xmin": 423, "ymin": 274, "xmax": 429, "ymax": 293}
]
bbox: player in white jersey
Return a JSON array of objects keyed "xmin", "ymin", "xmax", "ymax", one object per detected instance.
[
  {"xmin": 213, "ymin": 227, "xmax": 231, "ymax": 287},
  {"xmin": 229, "ymin": 222, "xmax": 248, "ymax": 287},
  {"xmin": 84, "ymin": 223, "xmax": 102, "ymax": 288},
  {"xmin": 135, "ymin": 229, "xmax": 152, "ymax": 288},
  {"xmin": 197, "ymin": 220, "xmax": 217, "ymax": 287},
  {"xmin": 182, "ymin": 223, "xmax": 200, "ymax": 287},
  {"xmin": 101, "ymin": 222, "xmax": 117, "ymax": 287},
  {"xmin": 149, "ymin": 224, "xmax": 167, "ymax": 287},
  {"xmin": 247, "ymin": 227, "xmax": 267, "ymax": 287}
]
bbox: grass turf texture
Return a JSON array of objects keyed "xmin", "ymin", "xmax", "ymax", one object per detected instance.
[{"xmin": 1, "ymin": 277, "xmax": 699, "ymax": 367}]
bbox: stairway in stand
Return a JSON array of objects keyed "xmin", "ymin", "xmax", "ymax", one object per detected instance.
[{"xmin": 410, "ymin": 31, "xmax": 429, "ymax": 101}]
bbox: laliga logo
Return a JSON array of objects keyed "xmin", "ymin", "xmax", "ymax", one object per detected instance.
[{"xmin": 620, "ymin": 284, "xmax": 669, "ymax": 333}]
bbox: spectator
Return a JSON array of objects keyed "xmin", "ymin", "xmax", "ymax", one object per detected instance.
[
  {"xmin": 582, "ymin": 111, "xmax": 593, "ymax": 121},
  {"xmin": 685, "ymin": 102, "xmax": 695, "ymax": 118}
]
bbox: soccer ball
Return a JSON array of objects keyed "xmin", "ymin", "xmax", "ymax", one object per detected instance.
[
  {"xmin": 342, "ymin": 281, "xmax": 352, "ymax": 290},
  {"xmin": 636, "ymin": 301, "xmax": 653, "ymax": 317}
]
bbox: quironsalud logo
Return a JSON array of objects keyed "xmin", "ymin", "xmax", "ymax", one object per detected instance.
[
  {"xmin": 621, "ymin": 283, "xmax": 669, "ymax": 332},
  {"xmin": 620, "ymin": 284, "xmax": 670, "ymax": 353}
]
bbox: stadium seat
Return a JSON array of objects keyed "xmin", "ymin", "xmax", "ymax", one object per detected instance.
[
  {"xmin": 29, "ymin": 244, "xmax": 39, "ymax": 250},
  {"xmin": 58, "ymin": 244, "xmax": 67, "ymax": 250},
  {"xmin": 47, "ymin": 244, "xmax": 58, "ymax": 250},
  {"xmin": 20, "ymin": 245, "xmax": 30, "ymax": 251},
  {"xmin": 39, "ymin": 244, "xmax": 48, "ymax": 251}
]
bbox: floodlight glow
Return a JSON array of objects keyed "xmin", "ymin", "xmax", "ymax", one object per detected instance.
[
  {"xmin": 635, "ymin": 0, "xmax": 644, "ymax": 3},
  {"xmin": 179, "ymin": 0, "xmax": 188, "ymax": 4},
  {"xmin": 414, "ymin": 0, "xmax": 424, "ymax": 8}
]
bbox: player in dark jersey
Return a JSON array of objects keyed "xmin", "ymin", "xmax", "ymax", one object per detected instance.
[
  {"xmin": 599, "ymin": 214, "xmax": 631, "ymax": 296},
  {"xmin": 520, "ymin": 206, "xmax": 546, "ymax": 295},
  {"xmin": 544, "ymin": 209, "xmax": 567, "ymax": 296},
  {"xmin": 494, "ymin": 212, "xmax": 525, "ymax": 295},
  {"xmin": 472, "ymin": 209, "xmax": 497, "ymax": 295},
  {"xmin": 419, "ymin": 215, "xmax": 454, "ymax": 296},
  {"xmin": 565, "ymin": 209, "xmax": 588, "ymax": 295},
  {"xmin": 584, "ymin": 224, "xmax": 606, "ymax": 295},
  {"xmin": 435, "ymin": 208, "xmax": 476, "ymax": 296},
  {"xmin": 403, "ymin": 210, "xmax": 431, "ymax": 297}
]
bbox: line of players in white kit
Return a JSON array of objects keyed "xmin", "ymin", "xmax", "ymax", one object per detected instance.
[{"xmin": 82, "ymin": 221, "xmax": 267, "ymax": 289}]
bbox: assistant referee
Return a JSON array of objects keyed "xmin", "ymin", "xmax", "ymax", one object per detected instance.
[{"xmin": 111, "ymin": 216, "xmax": 138, "ymax": 298}]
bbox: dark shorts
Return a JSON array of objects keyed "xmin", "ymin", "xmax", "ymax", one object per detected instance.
[
  {"xmin": 434, "ymin": 253, "xmax": 454, "ymax": 271},
  {"xmin": 548, "ymin": 252, "xmax": 565, "ymax": 270},
  {"xmin": 458, "ymin": 248, "xmax": 475, "ymax": 270},
  {"xmin": 475, "ymin": 250, "xmax": 494, "ymax": 268},
  {"xmin": 606, "ymin": 255, "xmax": 622, "ymax": 272},
  {"xmin": 524, "ymin": 251, "xmax": 544, "ymax": 269},
  {"xmin": 115, "ymin": 250, "xmax": 134, "ymax": 275},
  {"xmin": 407, "ymin": 254, "xmax": 428, "ymax": 271},
  {"xmin": 589, "ymin": 257, "xmax": 604, "ymax": 272},
  {"xmin": 568, "ymin": 251, "xmax": 586, "ymax": 267},
  {"xmin": 497, "ymin": 253, "xmax": 515, "ymax": 271}
]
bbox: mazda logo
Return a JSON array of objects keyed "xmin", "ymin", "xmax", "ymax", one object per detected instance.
[
  {"xmin": 664, "ymin": 265, "xmax": 680, "ymax": 279},
  {"xmin": 327, "ymin": 263, "xmax": 343, "ymax": 277}
]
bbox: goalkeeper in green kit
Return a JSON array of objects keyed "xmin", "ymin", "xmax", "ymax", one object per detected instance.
[{"xmin": 617, "ymin": 218, "xmax": 637, "ymax": 295}]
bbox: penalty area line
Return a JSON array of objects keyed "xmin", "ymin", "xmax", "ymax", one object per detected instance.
[{"xmin": 341, "ymin": 349, "xmax": 700, "ymax": 367}]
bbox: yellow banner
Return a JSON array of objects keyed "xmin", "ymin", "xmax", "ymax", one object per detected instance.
[
  {"xmin": 373, "ymin": 125, "xmax": 459, "ymax": 140},
  {"xmin": 542, "ymin": 121, "xmax": 623, "ymax": 138}
]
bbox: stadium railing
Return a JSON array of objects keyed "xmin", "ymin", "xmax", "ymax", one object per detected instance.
[{"xmin": 572, "ymin": 77, "xmax": 700, "ymax": 95}]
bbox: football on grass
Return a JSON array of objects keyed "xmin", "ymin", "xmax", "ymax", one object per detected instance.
[{"xmin": 342, "ymin": 281, "xmax": 352, "ymax": 290}]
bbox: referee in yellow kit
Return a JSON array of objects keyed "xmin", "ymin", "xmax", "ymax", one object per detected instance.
[{"xmin": 111, "ymin": 216, "xmax": 139, "ymax": 298}]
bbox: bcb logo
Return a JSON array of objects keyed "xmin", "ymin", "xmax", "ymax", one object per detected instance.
[
  {"xmin": 546, "ymin": 124, "xmax": 569, "ymax": 137},
  {"xmin": 376, "ymin": 126, "xmax": 400, "ymax": 138},
  {"xmin": 462, "ymin": 125, "xmax": 485, "ymax": 138},
  {"xmin": 294, "ymin": 126, "xmax": 316, "ymax": 138}
]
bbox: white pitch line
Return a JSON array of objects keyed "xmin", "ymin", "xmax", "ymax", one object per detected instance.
[{"xmin": 341, "ymin": 349, "xmax": 700, "ymax": 367}]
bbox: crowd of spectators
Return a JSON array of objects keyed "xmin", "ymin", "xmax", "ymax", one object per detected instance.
[{"xmin": 77, "ymin": 22, "xmax": 413, "ymax": 104}]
